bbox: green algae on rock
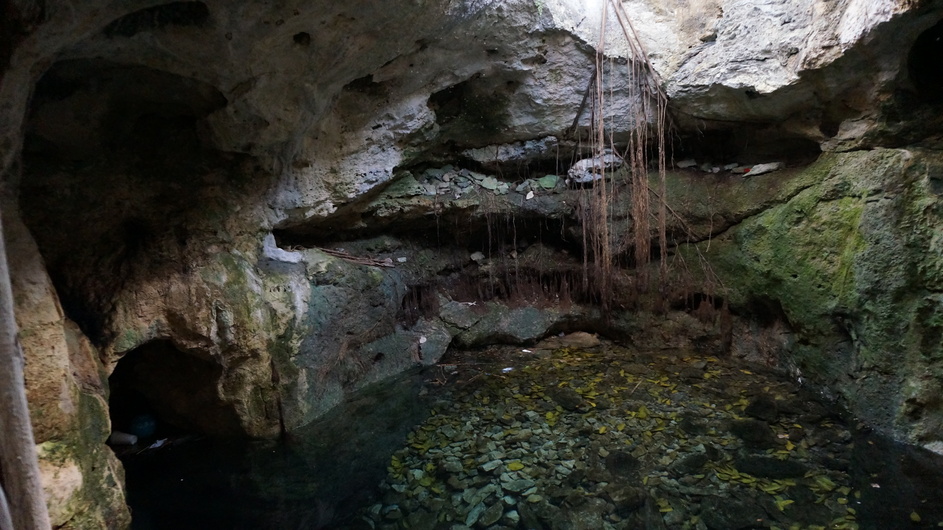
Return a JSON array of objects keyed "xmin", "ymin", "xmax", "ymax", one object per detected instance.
[{"xmin": 681, "ymin": 148, "xmax": 943, "ymax": 448}]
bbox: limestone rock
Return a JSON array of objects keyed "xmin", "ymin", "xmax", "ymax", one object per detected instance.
[
  {"xmin": 744, "ymin": 162, "xmax": 784, "ymax": 177},
  {"xmin": 567, "ymin": 152, "xmax": 624, "ymax": 184},
  {"xmin": 5, "ymin": 208, "xmax": 131, "ymax": 528},
  {"xmin": 1, "ymin": 0, "xmax": 943, "ymax": 523}
]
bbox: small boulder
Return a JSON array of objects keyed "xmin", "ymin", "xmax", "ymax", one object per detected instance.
[
  {"xmin": 700, "ymin": 496, "xmax": 769, "ymax": 529},
  {"xmin": 729, "ymin": 419, "xmax": 777, "ymax": 449},
  {"xmin": 547, "ymin": 386, "xmax": 586, "ymax": 411},
  {"xmin": 734, "ymin": 455, "xmax": 809, "ymax": 479},
  {"xmin": 743, "ymin": 161, "xmax": 783, "ymax": 177},
  {"xmin": 744, "ymin": 394, "xmax": 779, "ymax": 422},
  {"xmin": 605, "ymin": 484, "xmax": 647, "ymax": 515},
  {"xmin": 567, "ymin": 152, "xmax": 623, "ymax": 184},
  {"xmin": 604, "ymin": 450, "xmax": 641, "ymax": 478},
  {"xmin": 670, "ymin": 453, "xmax": 709, "ymax": 476}
]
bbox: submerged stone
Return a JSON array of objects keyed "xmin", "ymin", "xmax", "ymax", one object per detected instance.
[
  {"xmin": 729, "ymin": 419, "xmax": 777, "ymax": 449},
  {"xmin": 733, "ymin": 455, "xmax": 809, "ymax": 479},
  {"xmin": 604, "ymin": 450, "xmax": 641, "ymax": 479},
  {"xmin": 547, "ymin": 386, "xmax": 586, "ymax": 412},
  {"xmin": 744, "ymin": 394, "xmax": 779, "ymax": 422}
]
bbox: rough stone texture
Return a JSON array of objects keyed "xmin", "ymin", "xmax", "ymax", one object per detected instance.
[
  {"xmin": 4, "ymin": 204, "xmax": 131, "ymax": 529},
  {"xmin": 1, "ymin": 0, "xmax": 942, "ymax": 524},
  {"xmin": 680, "ymin": 149, "xmax": 943, "ymax": 449},
  {"xmin": 664, "ymin": 0, "xmax": 942, "ymax": 154}
]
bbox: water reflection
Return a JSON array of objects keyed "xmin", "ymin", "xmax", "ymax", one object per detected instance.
[
  {"xmin": 122, "ymin": 342, "xmax": 943, "ymax": 529},
  {"xmin": 123, "ymin": 370, "xmax": 428, "ymax": 529}
]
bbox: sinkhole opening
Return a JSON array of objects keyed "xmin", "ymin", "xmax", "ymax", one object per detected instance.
[{"xmin": 109, "ymin": 340, "xmax": 242, "ymax": 441}]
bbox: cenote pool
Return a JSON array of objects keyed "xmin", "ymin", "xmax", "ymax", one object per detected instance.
[{"xmin": 120, "ymin": 338, "xmax": 943, "ymax": 529}]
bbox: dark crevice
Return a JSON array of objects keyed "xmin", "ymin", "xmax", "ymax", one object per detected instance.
[
  {"xmin": 909, "ymin": 18, "xmax": 943, "ymax": 103},
  {"xmin": 103, "ymin": 2, "xmax": 210, "ymax": 38},
  {"xmin": 293, "ymin": 32, "xmax": 311, "ymax": 46},
  {"xmin": 672, "ymin": 127, "xmax": 821, "ymax": 166},
  {"xmin": 397, "ymin": 284, "xmax": 440, "ymax": 328},
  {"xmin": 109, "ymin": 340, "xmax": 242, "ymax": 438},
  {"xmin": 273, "ymin": 213, "xmax": 580, "ymax": 257},
  {"xmin": 426, "ymin": 75, "xmax": 517, "ymax": 145}
]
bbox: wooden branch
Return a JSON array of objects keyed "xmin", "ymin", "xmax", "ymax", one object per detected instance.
[
  {"xmin": 0, "ymin": 209, "xmax": 51, "ymax": 530},
  {"xmin": 316, "ymin": 247, "xmax": 394, "ymax": 268}
]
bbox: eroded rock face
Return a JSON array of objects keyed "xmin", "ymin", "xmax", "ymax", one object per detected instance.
[
  {"xmin": 681, "ymin": 148, "xmax": 943, "ymax": 448},
  {"xmin": 5, "ymin": 207, "xmax": 131, "ymax": 528},
  {"xmin": 2, "ymin": 0, "xmax": 943, "ymax": 525}
]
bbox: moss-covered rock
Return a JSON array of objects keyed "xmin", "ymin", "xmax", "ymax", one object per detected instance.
[{"xmin": 680, "ymin": 148, "xmax": 943, "ymax": 447}]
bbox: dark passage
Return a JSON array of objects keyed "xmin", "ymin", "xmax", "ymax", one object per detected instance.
[
  {"xmin": 109, "ymin": 340, "xmax": 242, "ymax": 439},
  {"xmin": 121, "ymin": 370, "xmax": 428, "ymax": 529},
  {"xmin": 909, "ymin": 18, "xmax": 943, "ymax": 103}
]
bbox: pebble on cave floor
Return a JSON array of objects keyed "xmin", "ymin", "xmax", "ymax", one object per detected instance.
[{"xmin": 353, "ymin": 338, "xmax": 936, "ymax": 530}]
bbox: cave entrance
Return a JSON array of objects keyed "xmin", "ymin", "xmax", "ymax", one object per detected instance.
[
  {"xmin": 108, "ymin": 340, "xmax": 241, "ymax": 440},
  {"xmin": 909, "ymin": 18, "xmax": 943, "ymax": 103}
]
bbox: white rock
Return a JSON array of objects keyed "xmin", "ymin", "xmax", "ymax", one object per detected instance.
[
  {"xmin": 567, "ymin": 152, "xmax": 624, "ymax": 184},
  {"xmin": 108, "ymin": 431, "xmax": 138, "ymax": 445},
  {"xmin": 744, "ymin": 162, "xmax": 784, "ymax": 177}
]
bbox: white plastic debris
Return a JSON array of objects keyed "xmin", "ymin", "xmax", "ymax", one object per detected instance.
[
  {"xmin": 521, "ymin": 349, "xmax": 532, "ymax": 353},
  {"xmin": 396, "ymin": 257, "xmax": 407, "ymax": 263},
  {"xmin": 148, "ymin": 439, "xmax": 168, "ymax": 450},
  {"xmin": 501, "ymin": 367, "xmax": 514, "ymax": 373},
  {"xmin": 525, "ymin": 190, "xmax": 535, "ymax": 200},
  {"xmin": 419, "ymin": 336, "xmax": 427, "ymax": 344}
]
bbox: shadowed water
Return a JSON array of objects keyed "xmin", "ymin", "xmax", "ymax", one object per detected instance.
[{"xmin": 121, "ymin": 342, "xmax": 943, "ymax": 529}]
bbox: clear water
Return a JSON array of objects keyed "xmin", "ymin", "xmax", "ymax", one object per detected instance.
[{"xmin": 121, "ymin": 342, "xmax": 943, "ymax": 529}]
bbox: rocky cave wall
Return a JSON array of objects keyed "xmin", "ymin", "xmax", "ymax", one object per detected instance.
[{"xmin": 2, "ymin": 0, "xmax": 943, "ymax": 526}]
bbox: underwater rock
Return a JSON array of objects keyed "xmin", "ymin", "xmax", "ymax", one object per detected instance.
[
  {"xmin": 729, "ymin": 419, "xmax": 777, "ymax": 449},
  {"xmin": 535, "ymin": 332, "xmax": 601, "ymax": 350},
  {"xmin": 547, "ymin": 386, "xmax": 586, "ymax": 412},
  {"xmin": 733, "ymin": 455, "xmax": 809, "ymax": 479},
  {"xmin": 604, "ymin": 451, "xmax": 641, "ymax": 479},
  {"xmin": 605, "ymin": 484, "xmax": 647, "ymax": 514},
  {"xmin": 744, "ymin": 395, "xmax": 779, "ymax": 422},
  {"xmin": 669, "ymin": 453, "xmax": 709, "ymax": 476},
  {"xmin": 700, "ymin": 496, "xmax": 769, "ymax": 530},
  {"xmin": 536, "ymin": 174, "xmax": 560, "ymax": 190},
  {"xmin": 479, "ymin": 500, "xmax": 505, "ymax": 526}
]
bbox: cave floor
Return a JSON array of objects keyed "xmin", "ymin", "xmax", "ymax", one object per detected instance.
[{"xmin": 121, "ymin": 337, "xmax": 943, "ymax": 530}]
